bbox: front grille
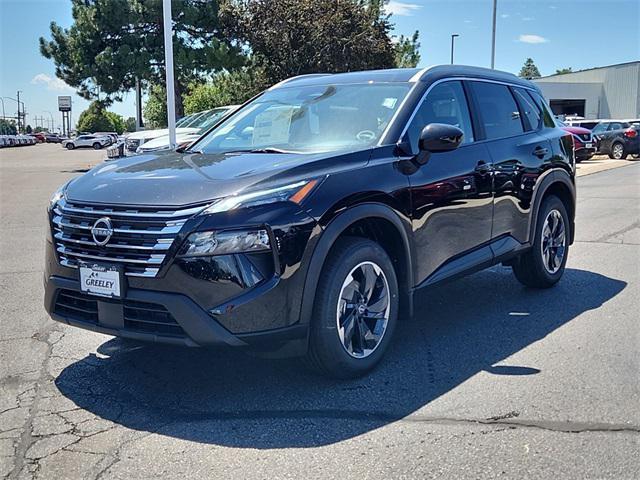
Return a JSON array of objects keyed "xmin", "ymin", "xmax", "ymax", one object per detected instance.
[
  {"xmin": 52, "ymin": 198, "xmax": 205, "ymax": 277},
  {"xmin": 54, "ymin": 289, "xmax": 99, "ymax": 323},
  {"xmin": 123, "ymin": 299, "xmax": 185, "ymax": 337}
]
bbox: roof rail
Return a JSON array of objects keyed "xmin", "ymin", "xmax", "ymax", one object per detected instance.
[
  {"xmin": 268, "ymin": 73, "xmax": 332, "ymax": 90},
  {"xmin": 409, "ymin": 66, "xmax": 432, "ymax": 82}
]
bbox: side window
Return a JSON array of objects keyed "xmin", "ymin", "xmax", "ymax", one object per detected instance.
[
  {"xmin": 513, "ymin": 87, "xmax": 542, "ymax": 131},
  {"xmin": 609, "ymin": 122, "xmax": 623, "ymax": 131},
  {"xmin": 592, "ymin": 123, "xmax": 607, "ymax": 134},
  {"xmin": 404, "ymin": 81, "xmax": 474, "ymax": 151},
  {"xmin": 526, "ymin": 91, "xmax": 555, "ymax": 128},
  {"xmin": 470, "ymin": 81, "xmax": 523, "ymax": 139}
]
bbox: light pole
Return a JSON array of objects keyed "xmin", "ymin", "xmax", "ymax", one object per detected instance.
[
  {"xmin": 16, "ymin": 90, "xmax": 23, "ymax": 133},
  {"xmin": 491, "ymin": 0, "xmax": 498, "ymax": 68},
  {"xmin": 0, "ymin": 97, "xmax": 5, "ymax": 119},
  {"xmin": 450, "ymin": 34, "xmax": 459, "ymax": 64},
  {"xmin": 44, "ymin": 111, "xmax": 55, "ymax": 132},
  {"xmin": 162, "ymin": 0, "xmax": 177, "ymax": 149}
]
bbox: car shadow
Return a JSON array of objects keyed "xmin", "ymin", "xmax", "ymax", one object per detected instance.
[{"xmin": 54, "ymin": 267, "xmax": 626, "ymax": 448}]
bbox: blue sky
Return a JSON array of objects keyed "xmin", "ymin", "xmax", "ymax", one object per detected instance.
[{"xmin": 1, "ymin": 0, "xmax": 638, "ymax": 131}]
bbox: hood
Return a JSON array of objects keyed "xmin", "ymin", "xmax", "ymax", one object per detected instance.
[
  {"xmin": 138, "ymin": 132, "xmax": 201, "ymax": 152},
  {"xmin": 561, "ymin": 126, "xmax": 592, "ymax": 135},
  {"xmin": 65, "ymin": 148, "xmax": 369, "ymax": 206},
  {"xmin": 126, "ymin": 127, "xmax": 199, "ymax": 141}
]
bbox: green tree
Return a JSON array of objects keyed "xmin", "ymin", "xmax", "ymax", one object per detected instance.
[
  {"xmin": 125, "ymin": 117, "xmax": 136, "ymax": 132},
  {"xmin": 76, "ymin": 101, "xmax": 114, "ymax": 132},
  {"xmin": 519, "ymin": 58, "xmax": 541, "ymax": 79},
  {"xmin": 105, "ymin": 111, "xmax": 126, "ymax": 134},
  {"xmin": 26, "ymin": 125, "xmax": 33, "ymax": 134},
  {"xmin": 143, "ymin": 85, "xmax": 168, "ymax": 129},
  {"xmin": 221, "ymin": 0, "xmax": 399, "ymax": 85},
  {"xmin": 35, "ymin": 126, "xmax": 46, "ymax": 133},
  {"xmin": 0, "ymin": 119, "xmax": 17, "ymax": 135},
  {"xmin": 393, "ymin": 31, "xmax": 421, "ymax": 68},
  {"xmin": 555, "ymin": 67, "xmax": 573, "ymax": 75},
  {"xmin": 184, "ymin": 69, "xmax": 266, "ymax": 114},
  {"xmin": 39, "ymin": 0, "xmax": 245, "ymax": 117}
]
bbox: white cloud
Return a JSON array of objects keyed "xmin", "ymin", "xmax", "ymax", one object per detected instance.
[
  {"xmin": 464, "ymin": 19, "xmax": 473, "ymax": 23},
  {"xmin": 385, "ymin": 1, "xmax": 422, "ymax": 16},
  {"xmin": 518, "ymin": 34, "xmax": 549, "ymax": 44},
  {"xmin": 501, "ymin": 13, "xmax": 510, "ymax": 18},
  {"xmin": 30, "ymin": 73, "xmax": 74, "ymax": 92}
]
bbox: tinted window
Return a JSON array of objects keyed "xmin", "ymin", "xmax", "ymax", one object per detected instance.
[
  {"xmin": 513, "ymin": 87, "xmax": 542, "ymax": 131},
  {"xmin": 526, "ymin": 91, "xmax": 555, "ymax": 128},
  {"xmin": 609, "ymin": 122, "xmax": 625, "ymax": 131},
  {"xmin": 592, "ymin": 123, "xmax": 608, "ymax": 134},
  {"xmin": 405, "ymin": 81, "xmax": 474, "ymax": 150},
  {"xmin": 470, "ymin": 82, "xmax": 523, "ymax": 139}
]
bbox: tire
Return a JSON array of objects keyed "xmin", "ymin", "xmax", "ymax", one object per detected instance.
[
  {"xmin": 609, "ymin": 142, "xmax": 627, "ymax": 160},
  {"xmin": 93, "ymin": 142, "xmax": 102, "ymax": 150},
  {"xmin": 305, "ymin": 237, "xmax": 399, "ymax": 379},
  {"xmin": 512, "ymin": 195, "xmax": 570, "ymax": 288},
  {"xmin": 66, "ymin": 143, "xmax": 74, "ymax": 150}
]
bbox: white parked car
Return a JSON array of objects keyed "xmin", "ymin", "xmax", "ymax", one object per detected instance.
[
  {"xmin": 62, "ymin": 134, "xmax": 111, "ymax": 150},
  {"xmin": 137, "ymin": 105, "xmax": 239, "ymax": 154}
]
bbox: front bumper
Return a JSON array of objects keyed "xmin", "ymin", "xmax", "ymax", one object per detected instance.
[{"xmin": 575, "ymin": 147, "xmax": 596, "ymax": 160}]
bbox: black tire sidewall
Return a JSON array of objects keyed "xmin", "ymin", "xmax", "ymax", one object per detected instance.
[
  {"xmin": 309, "ymin": 238, "xmax": 399, "ymax": 377},
  {"xmin": 612, "ymin": 142, "xmax": 625, "ymax": 159},
  {"xmin": 93, "ymin": 143, "xmax": 101, "ymax": 149},
  {"xmin": 531, "ymin": 196, "xmax": 570, "ymax": 284},
  {"xmin": 66, "ymin": 143, "xmax": 74, "ymax": 150}
]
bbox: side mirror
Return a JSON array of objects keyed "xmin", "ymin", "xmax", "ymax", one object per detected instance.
[{"xmin": 419, "ymin": 123, "xmax": 464, "ymax": 154}]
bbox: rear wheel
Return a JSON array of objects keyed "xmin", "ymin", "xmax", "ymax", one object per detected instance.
[
  {"xmin": 512, "ymin": 195, "xmax": 569, "ymax": 288},
  {"xmin": 609, "ymin": 142, "xmax": 627, "ymax": 159},
  {"xmin": 305, "ymin": 237, "xmax": 399, "ymax": 378}
]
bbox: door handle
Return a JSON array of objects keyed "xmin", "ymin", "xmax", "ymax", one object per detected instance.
[{"xmin": 533, "ymin": 146, "xmax": 549, "ymax": 159}]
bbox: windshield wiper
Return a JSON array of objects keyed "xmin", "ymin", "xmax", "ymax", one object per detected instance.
[{"xmin": 225, "ymin": 147, "xmax": 302, "ymax": 154}]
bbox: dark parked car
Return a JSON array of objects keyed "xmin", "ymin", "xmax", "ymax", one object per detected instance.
[
  {"xmin": 45, "ymin": 133, "xmax": 62, "ymax": 143},
  {"xmin": 590, "ymin": 121, "xmax": 639, "ymax": 159},
  {"xmin": 44, "ymin": 66, "xmax": 576, "ymax": 378}
]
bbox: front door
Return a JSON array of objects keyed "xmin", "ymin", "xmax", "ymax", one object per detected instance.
[{"xmin": 403, "ymin": 81, "xmax": 494, "ymax": 284}]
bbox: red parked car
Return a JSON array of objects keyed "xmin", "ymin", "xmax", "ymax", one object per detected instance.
[
  {"xmin": 556, "ymin": 120, "xmax": 596, "ymax": 162},
  {"xmin": 33, "ymin": 132, "xmax": 46, "ymax": 143}
]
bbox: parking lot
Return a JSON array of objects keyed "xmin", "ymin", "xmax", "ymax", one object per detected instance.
[{"xmin": 1, "ymin": 144, "xmax": 638, "ymax": 479}]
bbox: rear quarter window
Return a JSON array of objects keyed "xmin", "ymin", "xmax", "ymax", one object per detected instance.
[{"xmin": 469, "ymin": 81, "xmax": 524, "ymax": 140}]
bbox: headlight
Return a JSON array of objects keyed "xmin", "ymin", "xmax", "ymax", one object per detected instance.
[
  {"xmin": 178, "ymin": 229, "xmax": 270, "ymax": 257},
  {"xmin": 202, "ymin": 179, "xmax": 318, "ymax": 215},
  {"xmin": 49, "ymin": 182, "xmax": 68, "ymax": 210}
]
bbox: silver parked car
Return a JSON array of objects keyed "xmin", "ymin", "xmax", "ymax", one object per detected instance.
[{"xmin": 62, "ymin": 135, "xmax": 111, "ymax": 150}]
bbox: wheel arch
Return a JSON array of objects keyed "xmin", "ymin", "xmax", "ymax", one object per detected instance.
[
  {"xmin": 299, "ymin": 202, "xmax": 415, "ymax": 327},
  {"xmin": 529, "ymin": 168, "xmax": 576, "ymax": 245}
]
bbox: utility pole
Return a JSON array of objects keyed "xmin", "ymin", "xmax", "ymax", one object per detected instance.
[
  {"xmin": 490, "ymin": 0, "xmax": 497, "ymax": 69},
  {"xmin": 450, "ymin": 34, "xmax": 459, "ymax": 64},
  {"xmin": 16, "ymin": 91, "xmax": 22, "ymax": 133},
  {"xmin": 162, "ymin": 0, "xmax": 177, "ymax": 149}
]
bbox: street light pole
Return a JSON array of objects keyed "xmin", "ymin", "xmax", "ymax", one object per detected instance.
[
  {"xmin": 0, "ymin": 97, "xmax": 5, "ymax": 119},
  {"xmin": 491, "ymin": 0, "xmax": 498, "ymax": 68},
  {"xmin": 162, "ymin": 0, "xmax": 177, "ymax": 149},
  {"xmin": 16, "ymin": 91, "xmax": 22, "ymax": 133},
  {"xmin": 450, "ymin": 34, "xmax": 459, "ymax": 64}
]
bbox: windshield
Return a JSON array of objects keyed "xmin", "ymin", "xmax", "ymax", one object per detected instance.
[
  {"xmin": 193, "ymin": 83, "xmax": 412, "ymax": 154},
  {"xmin": 192, "ymin": 108, "xmax": 232, "ymax": 133}
]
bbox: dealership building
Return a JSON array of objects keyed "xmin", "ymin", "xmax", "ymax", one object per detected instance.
[{"xmin": 533, "ymin": 61, "xmax": 640, "ymax": 120}]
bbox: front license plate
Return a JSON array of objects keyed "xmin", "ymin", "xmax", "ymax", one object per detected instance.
[
  {"xmin": 585, "ymin": 143, "xmax": 593, "ymax": 148},
  {"xmin": 79, "ymin": 263, "xmax": 123, "ymax": 298}
]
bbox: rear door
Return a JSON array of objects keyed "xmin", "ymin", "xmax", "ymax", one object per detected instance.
[
  {"xmin": 467, "ymin": 81, "xmax": 552, "ymax": 246},
  {"xmin": 404, "ymin": 80, "xmax": 494, "ymax": 284}
]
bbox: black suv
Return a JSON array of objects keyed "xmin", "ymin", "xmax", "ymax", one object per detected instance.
[{"xmin": 45, "ymin": 66, "xmax": 575, "ymax": 378}]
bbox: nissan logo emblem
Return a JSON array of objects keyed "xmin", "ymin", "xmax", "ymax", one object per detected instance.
[{"xmin": 91, "ymin": 217, "xmax": 113, "ymax": 246}]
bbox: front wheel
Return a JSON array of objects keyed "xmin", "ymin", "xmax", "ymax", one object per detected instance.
[
  {"xmin": 305, "ymin": 237, "xmax": 399, "ymax": 378},
  {"xmin": 512, "ymin": 195, "xmax": 570, "ymax": 288},
  {"xmin": 93, "ymin": 142, "xmax": 102, "ymax": 150},
  {"xmin": 66, "ymin": 143, "xmax": 74, "ymax": 150}
]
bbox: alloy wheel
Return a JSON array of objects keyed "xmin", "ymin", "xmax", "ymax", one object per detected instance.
[
  {"xmin": 336, "ymin": 261, "xmax": 390, "ymax": 358},
  {"xmin": 540, "ymin": 209, "xmax": 566, "ymax": 274},
  {"xmin": 612, "ymin": 143, "xmax": 624, "ymax": 159}
]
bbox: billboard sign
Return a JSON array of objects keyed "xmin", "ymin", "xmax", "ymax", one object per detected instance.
[{"xmin": 58, "ymin": 96, "xmax": 72, "ymax": 112}]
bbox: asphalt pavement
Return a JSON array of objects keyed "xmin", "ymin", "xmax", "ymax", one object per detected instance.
[{"xmin": 1, "ymin": 144, "xmax": 638, "ymax": 479}]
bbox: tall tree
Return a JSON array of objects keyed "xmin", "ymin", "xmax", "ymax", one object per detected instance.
[
  {"xmin": 184, "ymin": 68, "xmax": 266, "ymax": 114},
  {"xmin": 144, "ymin": 85, "xmax": 169, "ymax": 129},
  {"xmin": 394, "ymin": 31, "xmax": 421, "ymax": 68},
  {"xmin": 221, "ymin": 0, "xmax": 399, "ymax": 85},
  {"xmin": 555, "ymin": 67, "xmax": 573, "ymax": 75},
  {"xmin": 519, "ymin": 58, "xmax": 541, "ymax": 79},
  {"xmin": 0, "ymin": 119, "xmax": 18, "ymax": 135},
  {"xmin": 39, "ymin": 0, "xmax": 244, "ymax": 117}
]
